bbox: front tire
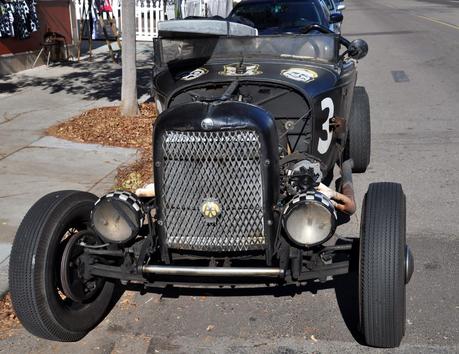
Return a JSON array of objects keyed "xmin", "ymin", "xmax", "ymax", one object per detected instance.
[
  {"xmin": 359, "ymin": 183, "xmax": 406, "ymax": 347},
  {"xmin": 9, "ymin": 191, "xmax": 120, "ymax": 342}
]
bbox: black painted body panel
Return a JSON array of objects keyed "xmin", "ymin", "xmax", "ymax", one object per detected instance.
[{"xmin": 152, "ymin": 57, "xmax": 357, "ymax": 173}]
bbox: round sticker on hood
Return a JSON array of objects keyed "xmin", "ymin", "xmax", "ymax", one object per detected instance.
[
  {"xmin": 179, "ymin": 68, "xmax": 208, "ymax": 81},
  {"xmin": 281, "ymin": 68, "xmax": 318, "ymax": 83}
]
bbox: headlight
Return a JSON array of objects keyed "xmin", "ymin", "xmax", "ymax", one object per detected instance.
[
  {"xmin": 283, "ymin": 191, "xmax": 337, "ymax": 247},
  {"xmin": 91, "ymin": 191, "xmax": 144, "ymax": 244}
]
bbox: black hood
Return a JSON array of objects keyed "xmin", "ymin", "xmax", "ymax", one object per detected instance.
[{"xmin": 153, "ymin": 59, "xmax": 339, "ymax": 105}]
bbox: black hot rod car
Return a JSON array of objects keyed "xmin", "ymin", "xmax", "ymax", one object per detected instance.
[{"xmin": 9, "ymin": 19, "xmax": 413, "ymax": 348}]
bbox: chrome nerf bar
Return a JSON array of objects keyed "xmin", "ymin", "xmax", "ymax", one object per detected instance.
[{"xmin": 141, "ymin": 265, "xmax": 285, "ymax": 277}]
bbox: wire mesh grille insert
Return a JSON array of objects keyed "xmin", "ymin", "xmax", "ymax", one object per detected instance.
[{"xmin": 160, "ymin": 130, "xmax": 266, "ymax": 251}]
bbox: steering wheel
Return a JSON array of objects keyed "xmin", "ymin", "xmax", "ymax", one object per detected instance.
[
  {"xmin": 301, "ymin": 23, "xmax": 333, "ymax": 35},
  {"xmin": 301, "ymin": 23, "xmax": 351, "ymax": 49}
]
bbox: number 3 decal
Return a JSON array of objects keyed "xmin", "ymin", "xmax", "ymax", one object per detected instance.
[{"xmin": 318, "ymin": 97, "xmax": 334, "ymax": 154}]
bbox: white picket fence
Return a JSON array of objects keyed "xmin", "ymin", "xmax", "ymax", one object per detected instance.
[
  {"xmin": 73, "ymin": 0, "xmax": 232, "ymax": 41},
  {"xmin": 74, "ymin": 0, "xmax": 165, "ymax": 41}
]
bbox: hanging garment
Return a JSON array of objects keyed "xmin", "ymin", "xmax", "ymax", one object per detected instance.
[
  {"xmin": 166, "ymin": 0, "xmax": 176, "ymax": 20},
  {"xmin": 183, "ymin": 0, "xmax": 202, "ymax": 17},
  {"xmin": 15, "ymin": 0, "xmax": 32, "ymax": 39},
  {"xmin": 95, "ymin": 0, "xmax": 113, "ymax": 13},
  {"xmin": 0, "ymin": 0, "xmax": 39, "ymax": 39},
  {"xmin": 0, "ymin": 2, "xmax": 16, "ymax": 38},
  {"xmin": 27, "ymin": 0, "xmax": 39, "ymax": 33},
  {"xmin": 207, "ymin": 0, "xmax": 232, "ymax": 18},
  {"xmin": 91, "ymin": 0, "xmax": 98, "ymax": 40}
]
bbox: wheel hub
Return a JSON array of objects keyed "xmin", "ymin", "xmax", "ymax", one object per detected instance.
[
  {"xmin": 405, "ymin": 245, "xmax": 414, "ymax": 284},
  {"xmin": 60, "ymin": 230, "xmax": 105, "ymax": 302}
]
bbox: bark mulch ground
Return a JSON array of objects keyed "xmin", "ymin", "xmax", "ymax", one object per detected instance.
[
  {"xmin": 0, "ymin": 293, "xmax": 20, "ymax": 339},
  {"xmin": 47, "ymin": 103, "xmax": 157, "ymax": 191}
]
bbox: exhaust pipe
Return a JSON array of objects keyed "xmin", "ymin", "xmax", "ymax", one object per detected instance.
[
  {"xmin": 337, "ymin": 159, "xmax": 357, "ymax": 214},
  {"xmin": 317, "ymin": 159, "xmax": 356, "ymax": 215},
  {"xmin": 141, "ymin": 265, "xmax": 285, "ymax": 277}
]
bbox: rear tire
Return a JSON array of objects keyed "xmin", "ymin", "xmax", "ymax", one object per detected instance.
[
  {"xmin": 359, "ymin": 183, "xmax": 406, "ymax": 347},
  {"xmin": 9, "ymin": 191, "xmax": 120, "ymax": 342},
  {"xmin": 347, "ymin": 86, "xmax": 371, "ymax": 173}
]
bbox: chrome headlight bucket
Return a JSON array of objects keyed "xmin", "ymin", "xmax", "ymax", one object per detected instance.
[
  {"xmin": 283, "ymin": 191, "xmax": 337, "ymax": 247},
  {"xmin": 91, "ymin": 191, "xmax": 144, "ymax": 244}
]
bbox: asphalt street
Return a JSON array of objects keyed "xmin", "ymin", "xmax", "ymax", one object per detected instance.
[{"xmin": 1, "ymin": 0, "xmax": 458, "ymax": 352}]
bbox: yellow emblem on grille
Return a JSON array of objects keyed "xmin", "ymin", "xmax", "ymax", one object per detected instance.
[{"xmin": 201, "ymin": 200, "xmax": 221, "ymax": 218}]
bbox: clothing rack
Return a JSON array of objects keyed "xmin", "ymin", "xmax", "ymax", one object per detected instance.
[{"xmin": 76, "ymin": 0, "xmax": 121, "ymax": 63}]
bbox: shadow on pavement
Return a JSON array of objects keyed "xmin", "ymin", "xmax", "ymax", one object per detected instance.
[
  {"xmin": 334, "ymin": 272, "xmax": 365, "ymax": 345},
  {"xmin": 124, "ymin": 265, "xmax": 364, "ymax": 343},
  {"xmin": 333, "ymin": 238, "xmax": 364, "ymax": 344},
  {"xmin": 0, "ymin": 54, "xmax": 153, "ymax": 102},
  {"xmin": 131, "ymin": 281, "xmax": 336, "ymax": 298}
]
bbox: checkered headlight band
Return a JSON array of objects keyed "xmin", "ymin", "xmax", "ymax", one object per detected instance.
[{"xmin": 91, "ymin": 191, "xmax": 144, "ymax": 244}]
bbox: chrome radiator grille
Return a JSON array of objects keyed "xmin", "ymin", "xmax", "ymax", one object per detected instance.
[{"xmin": 159, "ymin": 130, "xmax": 265, "ymax": 251}]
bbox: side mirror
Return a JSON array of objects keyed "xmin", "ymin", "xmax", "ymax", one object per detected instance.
[
  {"xmin": 330, "ymin": 13, "xmax": 343, "ymax": 24},
  {"xmin": 348, "ymin": 39, "xmax": 368, "ymax": 60},
  {"xmin": 337, "ymin": 4, "xmax": 346, "ymax": 11}
]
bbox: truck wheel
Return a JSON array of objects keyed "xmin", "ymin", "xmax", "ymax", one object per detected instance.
[
  {"xmin": 347, "ymin": 86, "xmax": 371, "ymax": 173},
  {"xmin": 9, "ymin": 191, "xmax": 120, "ymax": 342},
  {"xmin": 359, "ymin": 183, "xmax": 406, "ymax": 347}
]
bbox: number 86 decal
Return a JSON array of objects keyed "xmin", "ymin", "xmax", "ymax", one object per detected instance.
[{"xmin": 318, "ymin": 97, "xmax": 334, "ymax": 154}]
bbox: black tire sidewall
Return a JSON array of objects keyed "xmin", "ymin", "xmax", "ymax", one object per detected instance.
[
  {"xmin": 39, "ymin": 198, "xmax": 116, "ymax": 333},
  {"xmin": 10, "ymin": 191, "xmax": 119, "ymax": 340},
  {"xmin": 348, "ymin": 87, "xmax": 371, "ymax": 173},
  {"xmin": 358, "ymin": 183, "xmax": 406, "ymax": 347}
]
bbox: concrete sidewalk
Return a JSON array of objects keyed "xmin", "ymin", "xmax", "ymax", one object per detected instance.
[{"xmin": 0, "ymin": 44, "xmax": 152, "ymax": 297}]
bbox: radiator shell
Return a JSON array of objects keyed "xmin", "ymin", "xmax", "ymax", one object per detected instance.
[{"xmin": 153, "ymin": 101, "xmax": 279, "ymax": 256}]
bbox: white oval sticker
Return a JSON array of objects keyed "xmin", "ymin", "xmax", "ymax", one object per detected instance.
[{"xmin": 281, "ymin": 68, "xmax": 318, "ymax": 83}]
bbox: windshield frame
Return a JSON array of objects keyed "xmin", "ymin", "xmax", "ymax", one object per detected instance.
[{"xmin": 154, "ymin": 33, "xmax": 340, "ymax": 68}]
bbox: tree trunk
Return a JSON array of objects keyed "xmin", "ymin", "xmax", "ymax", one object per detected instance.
[{"xmin": 120, "ymin": 0, "xmax": 139, "ymax": 116}]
